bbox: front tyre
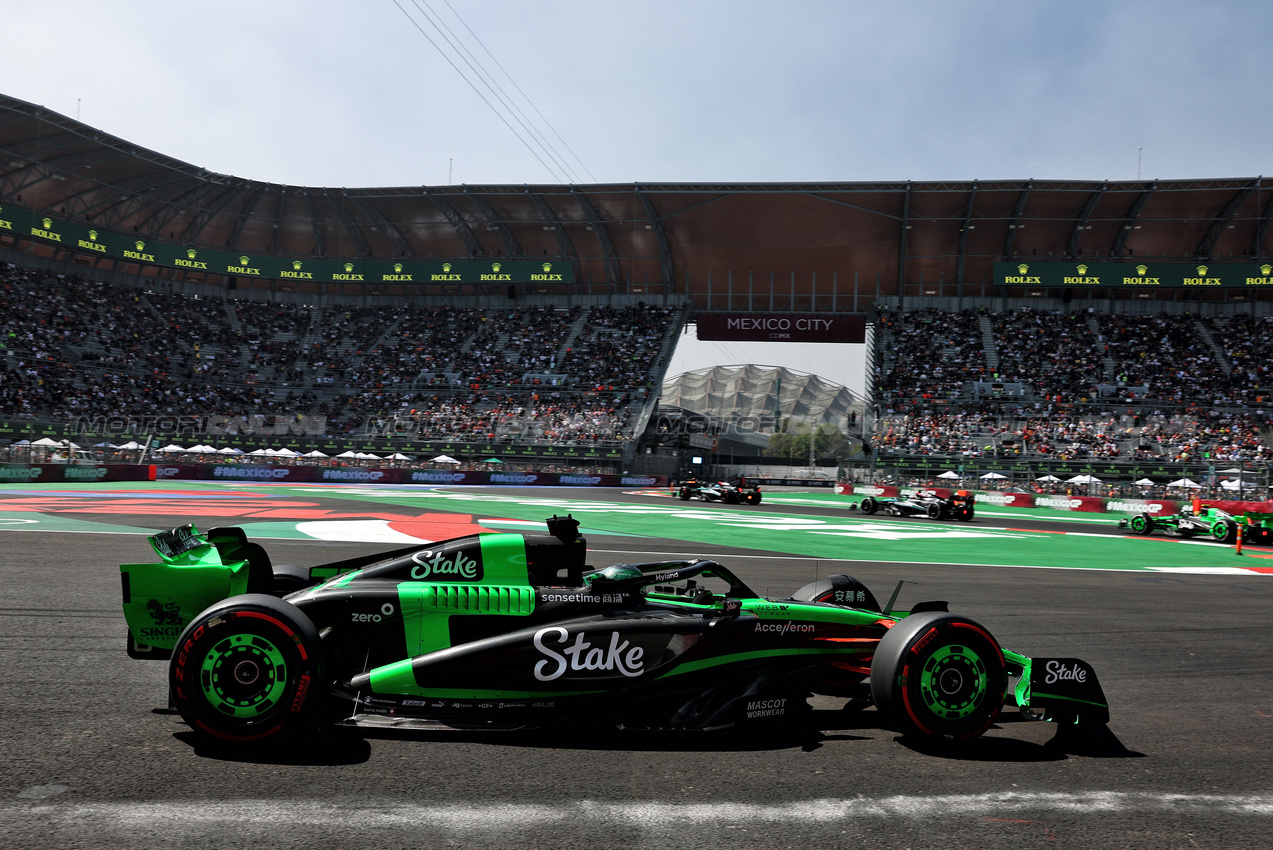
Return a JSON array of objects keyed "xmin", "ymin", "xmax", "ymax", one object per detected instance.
[
  {"xmin": 1212, "ymin": 519, "xmax": 1237, "ymax": 544},
  {"xmin": 870, "ymin": 611, "xmax": 1006, "ymax": 744},
  {"xmin": 170, "ymin": 594, "xmax": 324, "ymax": 749},
  {"xmin": 1129, "ymin": 513, "xmax": 1154, "ymax": 535},
  {"xmin": 860, "ymin": 496, "xmax": 878, "ymax": 515}
]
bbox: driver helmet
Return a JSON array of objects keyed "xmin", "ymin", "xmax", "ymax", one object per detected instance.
[{"xmin": 585, "ymin": 564, "xmax": 644, "ymax": 585}]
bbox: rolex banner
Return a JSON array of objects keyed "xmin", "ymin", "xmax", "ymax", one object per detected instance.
[
  {"xmin": 994, "ymin": 261, "xmax": 1273, "ymax": 289},
  {"xmin": 0, "ymin": 202, "xmax": 574, "ymax": 284}
]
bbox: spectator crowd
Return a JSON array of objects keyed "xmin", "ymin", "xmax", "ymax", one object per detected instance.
[
  {"xmin": 873, "ymin": 304, "xmax": 1273, "ymax": 466},
  {"xmin": 0, "ymin": 261, "xmax": 680, "ymax": 446}
]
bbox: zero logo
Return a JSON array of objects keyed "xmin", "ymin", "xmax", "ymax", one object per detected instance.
[{"xmin": 351, "ymin": 603, "xmax": 396, "ymax": 624}]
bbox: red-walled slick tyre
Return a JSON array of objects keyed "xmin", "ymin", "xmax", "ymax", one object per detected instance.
[
  {"xmin": 170, "ymin": 594, "xmax": 324, "ymax": 749},
  {"xmin": 870, "ymin": 611, "xmax": 1006, "ymax": 744}
]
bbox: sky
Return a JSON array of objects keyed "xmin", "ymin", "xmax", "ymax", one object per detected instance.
[{"xmin": 6, "ymin": 1, "xmax": 1272, "ymax": 396}]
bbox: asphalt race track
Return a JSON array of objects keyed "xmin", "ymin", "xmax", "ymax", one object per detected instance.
[{"xmin": 2, "ymin": 483, "xmax": 1272, "ymax": 849}]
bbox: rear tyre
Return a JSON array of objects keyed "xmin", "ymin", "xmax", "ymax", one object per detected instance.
[
  {"xmin": 678, "ymin": 488, "xmax": 690, "ymax": 501},
  {"xmin": 1212, "ymin": 520, "xmax": 1237, "ymax": 544},
  {"xmin": 870, "ymin": 611, "xmax": 1006, "ymax": 744},
  {"xmin": 170, "ymin": 594, "xmax": 324, "ymax": 749},
  {"xmin": 926, "ymin": 503, "xmax": 943, "ymax": 520},
  {"xmin": 955, "ymin": 506, "xmax": 974, "ymax": 522},
  {"xmin": 1129, "ymin": 513, "xmax": 1154, "ymax": 535},
  {"xmin": 860, "ymin": 497, "xmax": 878, "ymax": 515},
  {"xmin": 747, "ymin": 492, "xmax": 762, "ymax": 505}
]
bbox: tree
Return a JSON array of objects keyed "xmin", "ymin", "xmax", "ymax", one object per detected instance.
[{"xmin": 764, "ymin": 423, "xmax": 855, "ymax": 461}]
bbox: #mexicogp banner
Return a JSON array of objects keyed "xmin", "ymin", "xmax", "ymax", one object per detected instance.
[
  {"xmin": 994, "ymin": 260, "xmax": 1273, "ymax": 289},
  {"xmin": 0, "ymin": 202, "xmax": 574, "ymax": 285}
]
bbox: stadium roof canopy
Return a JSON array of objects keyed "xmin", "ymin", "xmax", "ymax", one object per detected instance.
[
  {"xmin": 661, "ymin": 365, "xmax": 859, "ymax": 429},
  {"xmin": 2, "ymin": 93, "xmax": 1271, "ymax": 310}
]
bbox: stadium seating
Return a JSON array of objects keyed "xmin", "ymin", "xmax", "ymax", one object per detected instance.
[{"xmin": 0, "ymin": 261, "xmax": 681, "ymax": 447}]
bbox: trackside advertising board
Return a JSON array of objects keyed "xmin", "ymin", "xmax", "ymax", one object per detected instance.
[{"xmin": 994, "ymin": 260, "xmax": 1273, "ymax": 289}]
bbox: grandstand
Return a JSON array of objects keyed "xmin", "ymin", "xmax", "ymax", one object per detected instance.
[
  {"xmin": 1, "ymin": 92, "xmax": 1271, "ymax": 488},
  {"xmin": 865, "ymin": 299, "xmax": 1272, "ymax": 498}
]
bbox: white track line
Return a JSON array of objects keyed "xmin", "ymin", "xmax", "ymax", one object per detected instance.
[{"xmin": 6, "ymin": 793, "xmax": 1272, "ymax": 834}]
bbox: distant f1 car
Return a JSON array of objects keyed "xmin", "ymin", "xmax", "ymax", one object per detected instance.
[
  {"xmin": 119, "ymin": 516, "xmax": 1106, "ymax": 751},
  {"xmin": 854, "ymin": 490, "xmax": 975, "ymax": 521},
  {"xmin": 676, "ymin": 477, "xmax": 762, "ymax": 504},
  {"xmin": 1119, "ymin": 504, "xmax": 1269, "ymax": 544}
]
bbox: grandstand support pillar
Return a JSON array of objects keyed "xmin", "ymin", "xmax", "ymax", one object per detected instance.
[
  {"xmin": 897, "ymin": 182, "xmax": 911, "ymax": 309},
  {"xmin": 749, "ymin": 271, "xmax": 754, "ymax": 312}
]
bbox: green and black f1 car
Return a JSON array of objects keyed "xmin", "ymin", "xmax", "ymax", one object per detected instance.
[
  {"xmin": 120, "ymin": 516, "xmax": 1108, "ymax": 749},
  {"xmin": 1118, "ymin": 504, "xmax": 1270, "ymax": 543}
]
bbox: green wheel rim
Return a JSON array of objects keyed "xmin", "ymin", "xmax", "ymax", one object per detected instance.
[
  {"xmin": 1131, "ymin": 516, "xmax": 1147, "ymax": 532},
  {"xmin": 917, "ymin": 643, "xmax": 988, "ymax": 721},
  {"xmin": 199, "ymin": 634, "xmax": 289, "ymax": 719}
]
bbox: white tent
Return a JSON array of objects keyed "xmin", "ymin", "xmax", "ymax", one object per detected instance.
[
  {"xmin": 356, "ymin": 452, "xmax": 382, "ymax": 460},
  {"xmin": 1036, "ymin": 474, "xmax": 1062, "ymax": 482},
  {"xmin": 157, "ymin": 444, "xmax": 187, "ymax": 452},
  {"xmin": 1134, "ymin": 478, "xmax": 1156, "ymax": 486},
  {"xmin": 937, "ymin": 471, "xmax": 961, "ymax": 479},
  {"xmin": 979, "ymin": 472, "xmax": 1007, "ymax": 480},
  {"xmin": 274, "ymin": 448, "xmax": 300, "ymax": 457},
  {"xmin": 431, "ymin": 455, "xmax": 461, "ymax": 464},
  {"xmin": 389, "ymin": 452, "xmax": 413, "ymax": 460},
  {"xmin": 1167, "ymin": 478, "xmax": 1202, "ymax": 488},
  {"xmin": 335, "ymin": 450, "xmax": 359, "ymax": 458},
  {"xmin": 32, "ymin": 437, "xmax": 61, "ymax": 447},
  {"xmin": 116, "ymin": 440, "xmax": 144, "ymax": 450},
  {"xmin": 217, "ymin": 447, "xmax": 244, "ymax": 454},
  {"xmin": 303, "ymin": 450, "xmax": 329, "ymax": 458},
  {"xmin": 1066, "ymin": 474, "xmax": 1102, "ymax": 484}
]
